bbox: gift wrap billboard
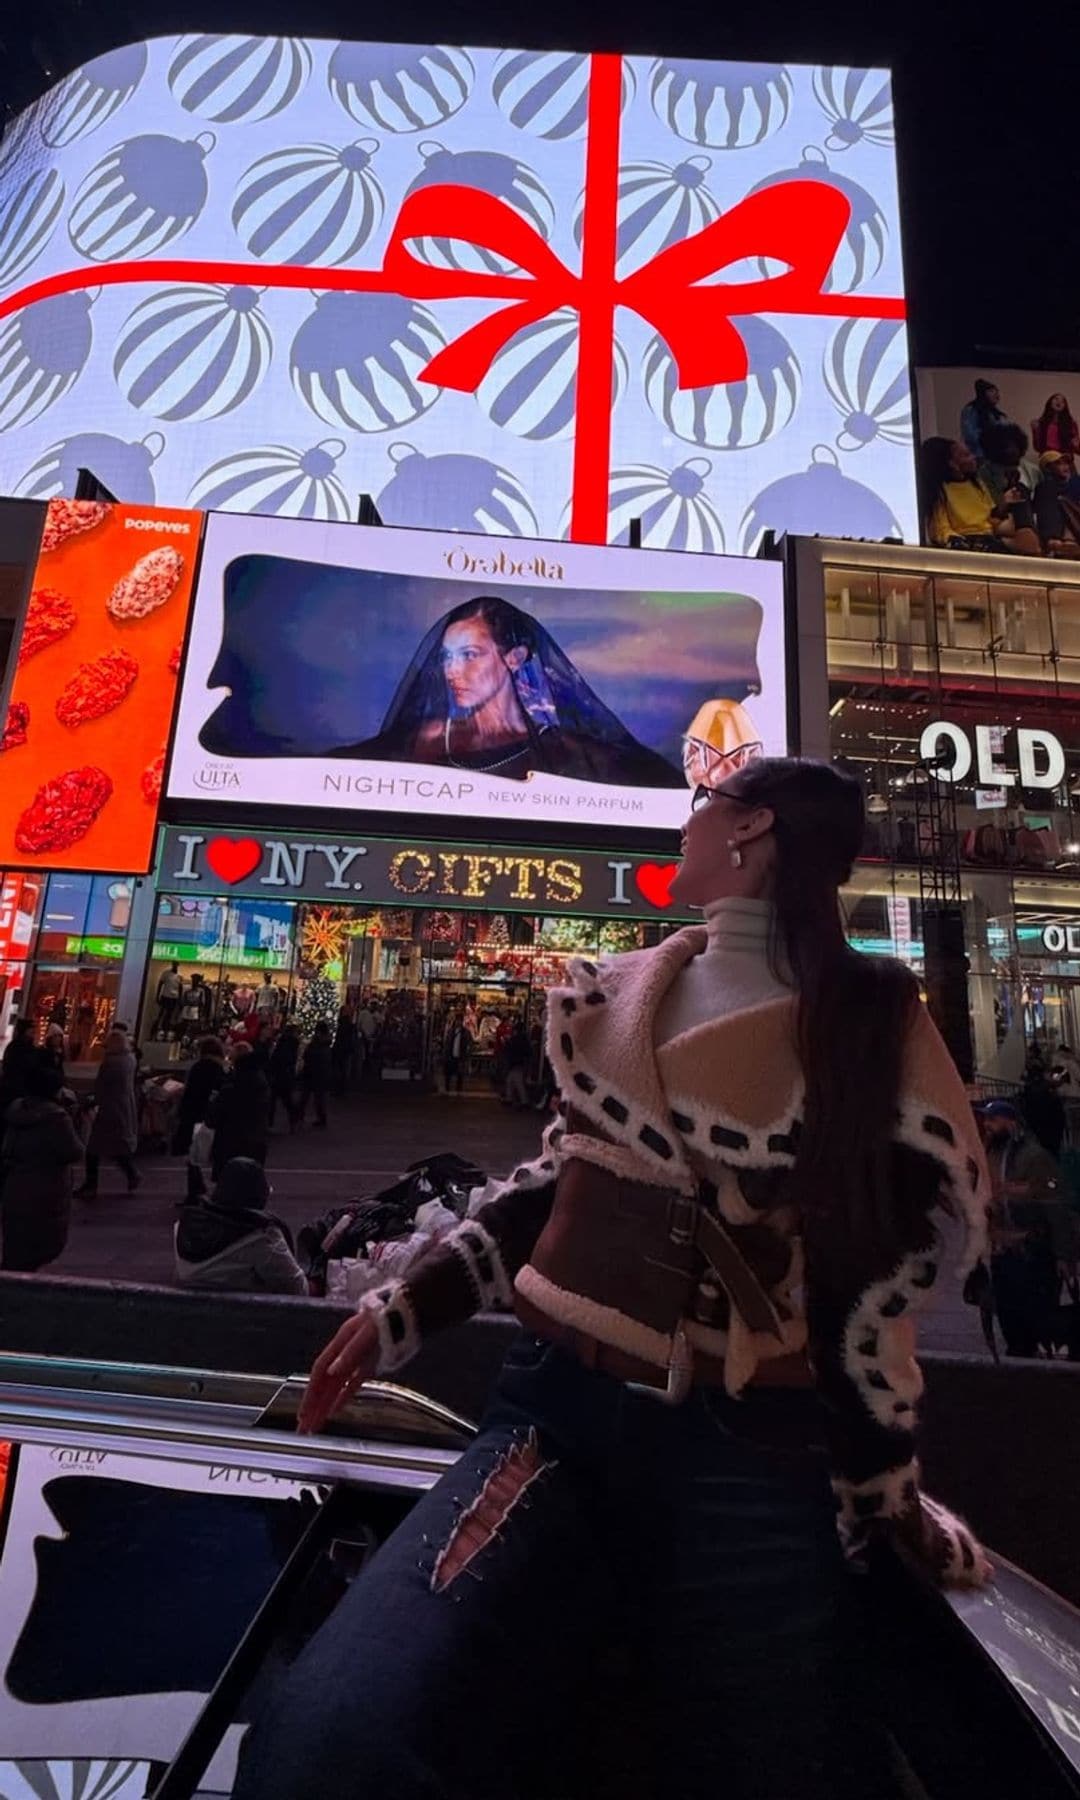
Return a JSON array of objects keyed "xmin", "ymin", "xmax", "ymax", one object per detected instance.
[
  {"xmin": 0, "ymin": 41, "xmax": 916, "ymax": 550},
  {"xmin": 166, "ymin": 512, "xmax": 786, "ymax": 831}
]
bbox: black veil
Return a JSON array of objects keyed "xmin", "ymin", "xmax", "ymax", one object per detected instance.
[{"xmin": 366, "ymin": 595, "xmax": 683, "ymax": 785}]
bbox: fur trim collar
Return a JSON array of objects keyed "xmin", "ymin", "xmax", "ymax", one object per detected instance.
[{"xmin": 545, "ymin": 936, "xmax": 989, "ymax": 1258}]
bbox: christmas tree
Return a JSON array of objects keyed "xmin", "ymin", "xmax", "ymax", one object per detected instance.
[{"xmin": 296, "ymin": 974, "xmax": 339, "ymax": 1039}]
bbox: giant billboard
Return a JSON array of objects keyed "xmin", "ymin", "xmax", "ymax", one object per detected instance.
[
  {"xmin": 0, "ymin": 498, "xmax": 201, "ymax": 873},
  {"xmin": 166, "ymin": 514, "xmax": 786, "ymax": 831},
  {"xmin": 0, "ymin": 41, "xmax": 916, "ymax": 550}
]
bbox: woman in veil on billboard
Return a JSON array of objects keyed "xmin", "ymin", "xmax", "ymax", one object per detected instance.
[{"xmin": 331, "ymin": 595, "xmax": 684, "ymax": 787}]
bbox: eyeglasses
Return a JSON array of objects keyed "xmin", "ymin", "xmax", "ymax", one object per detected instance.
[{"xmin": 690, "ymin": 784, "xmax": 756, "ymax": 814}]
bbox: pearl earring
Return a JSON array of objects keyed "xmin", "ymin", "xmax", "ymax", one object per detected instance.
[{"xmin": 727, "ymin": 840, "xmax": 743, "ymax": 869}]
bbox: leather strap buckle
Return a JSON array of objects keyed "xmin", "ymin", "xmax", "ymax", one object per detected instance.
[
  {"xmin": 626, "ymin": 1325, "xmax": 694, "ymax": 1405},
  {"xmin": 667, "ymin": 1193, "xmax": 698, "ymax": 1247}
]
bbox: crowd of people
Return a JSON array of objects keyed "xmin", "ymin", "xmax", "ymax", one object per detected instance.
[{"xmin": 922, "ymin": 381, "xmax": 1080, "ymax": 558}]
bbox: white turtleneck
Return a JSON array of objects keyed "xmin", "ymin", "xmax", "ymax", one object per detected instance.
[{"xmin": 653, "ymin": 897, "xmax": 791, "ymax": 1047}]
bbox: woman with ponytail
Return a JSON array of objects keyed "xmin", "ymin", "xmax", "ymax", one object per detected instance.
[{"xmin": 237, "ymin": 759, "xmax": 990, "ymax": 1800}]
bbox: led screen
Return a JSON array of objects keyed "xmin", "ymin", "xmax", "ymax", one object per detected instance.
[
  {"xmin": 0, "ymin": 40, "xmax": 915, "ymax": 549},
  {"xmin": 166, "ymin": 513, "xmax": 787, "ymax": 831},
  {"xmin": 0, "ymin": 499, "xmax": 200, "ymax": 872}
]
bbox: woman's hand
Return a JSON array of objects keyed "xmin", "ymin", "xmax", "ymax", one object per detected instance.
[{"xmin": 297, "ymin": 1312, "xmax": 380, "ymax": 1435}]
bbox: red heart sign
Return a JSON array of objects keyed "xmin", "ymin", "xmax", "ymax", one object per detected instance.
[
  {"xmin": 206, "ymin": 836, "xmax": 262, "ymax": 885},
  {"xmin": 635, "ymin": 862, "xmax": 677, "ymax": 909}
]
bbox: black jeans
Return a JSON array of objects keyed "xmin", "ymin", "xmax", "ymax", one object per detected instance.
[
  {"xmin": 81, "ymin": 1152, "xmax": 139, "ymax": 1193},
  {"xmin": 235, "ymin": 1338, "xmax": 880, "ymax": 1800},
  {"xmin": 993, "ymin": 1244, "xmax": 1057, "ymax": 1356},
  {"xmin": 295, "ymin": 1081, "xmax": 327, "ymax": 1127}
]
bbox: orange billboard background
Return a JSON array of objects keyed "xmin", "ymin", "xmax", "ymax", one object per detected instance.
[{"xmin": 0, "ymin": 500, "xmax": 201, "ymax": 873}]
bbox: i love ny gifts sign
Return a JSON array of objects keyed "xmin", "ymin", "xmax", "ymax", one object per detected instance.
[{"xmin": 0, "ymin": 42, "xmax": 915, "ymax": 549}]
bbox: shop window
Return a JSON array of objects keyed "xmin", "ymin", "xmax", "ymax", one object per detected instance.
[{"xmin": 825, "ymin": 566, "xmax": 935, "ymax": 682}]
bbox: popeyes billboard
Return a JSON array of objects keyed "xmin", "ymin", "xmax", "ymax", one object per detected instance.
[
  {"xmin": 0, "ymin": 499, "xmax": 200, "ymax": 872},
  {"xmin": 0, "ymin": 39, "xmax": 915, "ymax": 550}
]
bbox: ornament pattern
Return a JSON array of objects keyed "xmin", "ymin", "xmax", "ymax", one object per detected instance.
[
  {"xmin": 115, "ymin": 284, "xmax": 272, "ymax": 421},
  {"xmin": 40, "ymin": 43, "xmax": 148, "ymax": 147},
  {"xmin": 169, "ymin": 35, "xmax": 312, "ymax": 123},
  {"xmin": 232, "ymin": 140, "xmax": 384, "ymax": 265},
  {"xmin": 0, "ymin": 42, "xmax": 916, "ymax": 549},
  {"xmin": 290, "ymin": 293, "xmax": 445, "ymax": 432},
  {"xmin": 188, "ymin": 440, "xmax": 351, "ymax": 520}
]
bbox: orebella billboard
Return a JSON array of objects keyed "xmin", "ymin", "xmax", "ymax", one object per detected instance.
[{"xmin": 0, "ymin": 39, "xmax": 915, "ymax": 551}]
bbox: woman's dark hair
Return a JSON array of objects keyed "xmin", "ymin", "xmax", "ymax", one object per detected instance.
[
  {"xmin": 197, "ymin": 1035, "xmax": 225, "ymax": 1060},
  {"xmin": 919, "ymin": 437, "xmax": 967, "ymax": 522},
  {"xmin": 23, "ymin": 1061, "xmax": 64, "ymax": 1101},
  {"xmin": 444, "ymin": 596, "xmax": 537, "ymax": 659},
  {"xmin": 1040, "ymin": 392, "xmax": 1077, "ymax": 445},
  {"xmin": 725, "ymin": 758, "xmax": 921, "ymax": 1264},
  {"xmin": 981, "ymin": 420, "xmax": 1028, "ymax": 466}
]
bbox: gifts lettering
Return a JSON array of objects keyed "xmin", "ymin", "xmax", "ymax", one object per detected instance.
[
  {"xmin": 319, "ymin": 843, "xmax": 368, "ymax": 890},
  {"xmin": 260, "ymin": 842, "xmax": 316, "ymax": 887},
  {"xmin": 606, "ymin": 860, "xmax": 633, "ymax": 907},
  {"xmin": 921, "ymin": 723, "xmax": 1066, "ymax": 790},
  {"xmin": 388, "ymin": 849, "xmax": 583, "ymax": 905},
  {"xmin": 171, "ymin": 833, "xmax": 205, "ymax": 881}
]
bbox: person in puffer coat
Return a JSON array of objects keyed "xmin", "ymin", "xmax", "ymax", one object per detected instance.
[
  {"xmin": 1, "ymin": 1062, "xmax": 84, "ymax": 1271},
  {"xmin": 174, "ymin": 1156, "xmax": 306, "ymax": 1295}
]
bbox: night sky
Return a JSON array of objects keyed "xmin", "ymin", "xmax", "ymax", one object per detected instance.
[{"xmin": 1, "ymin": 0, "xmax": 1076, "ymax": 371}]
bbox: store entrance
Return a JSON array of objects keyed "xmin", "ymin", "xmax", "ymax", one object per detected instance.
[{"xmin": 140, "ymin": 896, "xmax": 652, "ymax": 1102}]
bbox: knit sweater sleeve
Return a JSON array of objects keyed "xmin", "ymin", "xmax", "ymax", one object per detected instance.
[
  {"xmin": 806, "ymin": 1005, "xmax": 992, "ymax": 1588},
  {"xmin": 356, "ymin": 1112, "xmax": 566, "ymax": 1376}
]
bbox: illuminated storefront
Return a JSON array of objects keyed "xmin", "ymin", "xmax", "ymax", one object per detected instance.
[
  {"xmin": 792, "ymin": 536, "xmax": 1080, "ymax": 1080},
  {"xmin": 139, "ymin": 826, "xmax": 689, "ymax": 1086}
]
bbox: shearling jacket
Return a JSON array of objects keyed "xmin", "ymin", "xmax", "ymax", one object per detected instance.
[{"xmin": 362, "ymin": 930, "xmax": 991, "ymax": 1585}]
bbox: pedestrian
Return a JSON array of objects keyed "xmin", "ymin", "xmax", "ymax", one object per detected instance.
[
  {"xmin": 501, "ymin": 1019, "xmax": 531, "ymax": 1108},
  {"xmin": 441, "ymin": 1010, "xmax": 471, "ymax": 1094},
  {"xmin": 207, "ymin": 1043, "xmax": 271, "ymax": 1179},
  {"xmin": 1, "ymin": 1061, "xmax": 84, "ymax": 1270},
  {"xmin": 237, "ymin": 759, "xmax": 991, "ymax": 1800},
  {"xmin": 38, "ymin": 1024, "xmax": 67, "ymax": 1082},
  {"xmin": 268, "ymin": 1023, "xmax": 301, "ymax": 1130},
  {"xmin": 76, "ymin": 1029, "xmax": 140, "ymax": 1197},
  {"xmin": 296, "ymin": 1021, "xmax": 332, "ymax": 1129},
  {"xmin": 0, "ymin": 1018, "xmax": 37, "ymax": 1118},
  {"xmin": 1021, "ymin": 1054, "xmax": 1066, "ymax": 1156},
  {"xmin": 174, "ymin": 1157, "xmax": 306, "ymax": 1295},
  {"xmin": 331, "ymin": 1007, "xmax": 358, "ymax": 1096},
  {"xmin": 172, "ymin": 1036, "xmax": 227, "ymax": 1200},
  {"xmin": 153, "ymin": 962, "xmax": 184, "ymax": 1039},
  {"xmin": 978, "ymin": 1099, "xmax": 1077, "ymax": 1357}
]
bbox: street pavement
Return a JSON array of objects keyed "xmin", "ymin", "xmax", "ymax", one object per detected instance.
[{"xmin": 48, "ymin": 1085, "xmax": 988, "ymax": 1356}]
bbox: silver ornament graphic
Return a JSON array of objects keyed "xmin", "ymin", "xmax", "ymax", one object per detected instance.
[
  {"xmin": 812, "ymin": 67, "xmax": 894, "ymax": 151},
  {"xmin": 403, "ymin": 142, "xmax": 554, "ymax": 274},
  {"xmin": 189, "ymin": 440, "xmax": 351, "ymax": 521},
  {"xmin": 740, "ymin": 444, "xmax": 900, "ymax": 554},
  {"xmin": 575, "ymin": 155, "xmax": 721, "ymax": 276},
  {"xmin": 492, "ymin": 50, "xmax": 635, "ymax": 140},
  {"xmin": 18, "ymin": 430, "xmax": 164, "ymax": 503},
  {"xmin": 602, "ymin": 458, "xmax": 727, "ymax": 551},
  {"xmin": 169, "ymin": 34, "xmax": 312, "ymax": 122},
  {"xmin": 290, "ymin": 292, "xmax": 445, "ymax": 432},
  {"xmin": 0, "ymin": 165, "xmax": 64, "ymax": 290},
  {"xmin": 824, "ymin": 317, "xmax": 911, "ymax": 452},
  {"xmin": 749, "ymin": 148, "xmax": 887, "ymax": 294},
  {"xmin": 115, "ymin": 283, "xmax": 272, "ymax": 421},
  {"xmin": 650, "ymin": 59, "xmax": 791, "ymax": 149},
  {"xmin": 376, "ymin": 442, "xmax": 539, "ymax": 535},
  {"xmin": 477, "ymin": 307, "xmax": 628, "ymax": 441},
  {"xmin": 643, "ymin": 316, "xmax": 800, "ymax": 450},
  {"xmin": 0, "ymin": 289, "xmax": 96, "ymax": 429},
  {"xmin": 69, "ymin": 131, "xmax": 214, "ymax": 261},
  {"xmin": 40, "ymin": 43, "xmax": 148, "ymax": 147},
  {"xmin": 328, "ymin": 43, "xmax": 473, "ymax": 132},
  {"xmin": 233, "ymin": 139, "xmax": 384, "ymax": 265}
]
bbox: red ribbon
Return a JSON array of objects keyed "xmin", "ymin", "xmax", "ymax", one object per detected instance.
[{"xmin": 0, "ymin": 53, "xmax": 905, "ymax": 542}]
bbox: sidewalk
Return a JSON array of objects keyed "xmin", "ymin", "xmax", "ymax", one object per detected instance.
[{"xmin": 48, "ymin": 1086, "xmax": 988, "ymax": 1356}]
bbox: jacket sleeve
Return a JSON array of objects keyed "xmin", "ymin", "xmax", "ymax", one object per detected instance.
[
  {"xmin": 354, "ymin": 1111, "xmax": 566, "ymax": 1376},
  {"xmin": 56, "ymin": 1114, "xmax": 85, "ymax": 1166},
  {"xmin": 252, "ymin": 1230, "xmax": 309, "ymax": 1296},
  {"xmin": 807, "ymin": 1005, "xmax": 992, "ymax": 1588}
]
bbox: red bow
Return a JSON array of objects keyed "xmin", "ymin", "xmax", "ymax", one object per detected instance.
[{"xmin": 383, "ymin": 178, "xmax": 902, "ymax": 394}]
